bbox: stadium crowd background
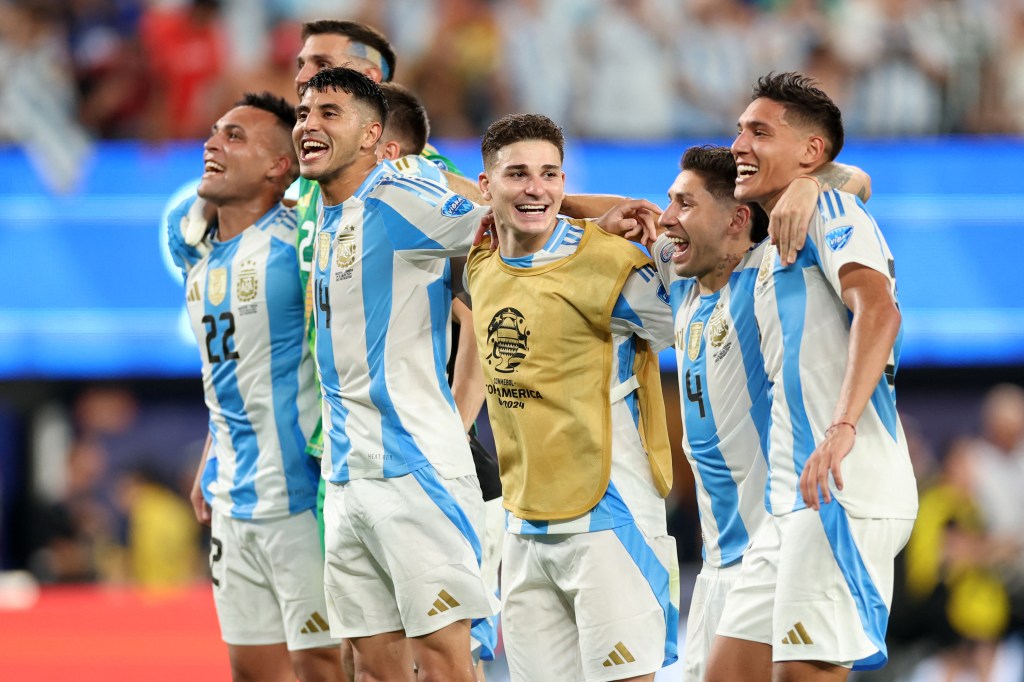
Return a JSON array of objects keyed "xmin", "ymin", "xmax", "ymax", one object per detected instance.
[{"xmin": 1, "ymin": 0, "xmax": 1024, "ymax": 680}]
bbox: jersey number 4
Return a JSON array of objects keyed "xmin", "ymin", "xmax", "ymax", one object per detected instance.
[
  {"xmin": 202, "ymin": 312, "xmax": 241, "ymax": 363},
  {"xmin": 685, "ymin": 369, "xmax": 706, "ymax": 418}
]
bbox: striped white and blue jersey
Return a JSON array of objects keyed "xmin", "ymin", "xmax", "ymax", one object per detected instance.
[
  {"xmin": 653, "ymin": 235, "xmax": 771, "ymax": 568},
  {"xmin": 167, "ymin": 198, "xmax": 321, "ymax": 521},
  {"xmin": 313, "ymin": 160, "xmax": 490, "ymax": 483},
  {"xmin": 753, "ymin": 189, "xmax": 918, "ymax": 519},
  {"xmin": 496, "ymin": 220, "xmax": 675, "ymax": 539},
  {"xmin": 391, "ymin": 153, "xmax": 448, "ymax": 185}
]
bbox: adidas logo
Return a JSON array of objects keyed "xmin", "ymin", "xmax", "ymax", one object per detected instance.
[
  {"xmin": 781, "ymin": 622, "xmax": 814, "ymax": 645},
  {"xmin": 426, "ymin": 589, "xmax": 461, "ymax": 616},
  {"xmin": 187, "ymin": 281, "xmax": 201, "ymax": 302},
  {"xmin": 601, "ymin": 642, "xmax": 636, "ymax": 668},
  {"xmin": 300, "ymin": 611, "xmax": 330, "ymax": 634}
]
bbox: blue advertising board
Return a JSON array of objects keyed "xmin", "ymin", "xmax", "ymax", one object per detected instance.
[{"xmin": 0, "ymin": 138, "xmax": 1020, "ymax": 378}]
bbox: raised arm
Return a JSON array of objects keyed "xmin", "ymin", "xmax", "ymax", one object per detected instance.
[{"xmin": 771, "ymin": 162, "xmax": 872, "ymax": 266}]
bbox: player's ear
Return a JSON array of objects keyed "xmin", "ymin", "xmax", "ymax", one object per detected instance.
[
  {"xmin": 363, "ymin": 120, "xmax": 383, "ymax": 151},
  {"xmin": 729, "ymin": 203, "xmax": 751, "ymax": 236},
  {"xmin": 802, "ymin": 134, "xmax": 827, "ymax": 167},
  {"xmin": 380, "ymin": 139, "xmax": 402, "ymax": 161},
  {"xmin": 478, "ymin": 173, "xmax": 491, "ymax": 201},
  {"xmin": 267, "ymin": 154, "xmax": 291, "ymax": 181}
]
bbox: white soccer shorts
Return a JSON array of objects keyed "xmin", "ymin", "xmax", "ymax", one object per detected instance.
[
  {"xmin": 718, "ymin": 505, "xmax": 912, "ymax": 669},
  {"xmin": 501, "ymin": 526, "xmax": 679, "ymax": 682},
  {"xmin": 209, "ymin": 509, "xmax": 339, "ymax": 650},
  {"xmin": 322, "ymin": 467, "xmax": 498, "ymax": 641}
]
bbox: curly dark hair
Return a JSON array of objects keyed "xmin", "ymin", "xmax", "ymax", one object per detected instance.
[
  {"xmin": 299, "ymin": 67, "xmax": 388, "ymax": 125},
  {"xmin": 481, "ymin": 114, "xmax": 564, "ymax": 168},
  {"xmin": 752, "ymin": 72, "xmax": 844, "ymax": 162},
  {"xmin": 681, "ymin": 144, "xmax": 769, "ymax": 244}
]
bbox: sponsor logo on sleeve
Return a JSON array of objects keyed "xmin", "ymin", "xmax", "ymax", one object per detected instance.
[
  {"xmin": 825, "ymin": 225, "xmax": 854, "ymax": 252},
  {"xmin": 442, "ymin": 195, "xmax": 473, "ymax": 217}
]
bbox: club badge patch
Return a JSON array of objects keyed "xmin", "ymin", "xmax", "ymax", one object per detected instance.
[
  {"xmin": 208, "ymin": 267, "xmax": 227, "ymax": 306},
  {"xmin": 687, "ymin": 321, "xmax": 703, "ymax": 361}
]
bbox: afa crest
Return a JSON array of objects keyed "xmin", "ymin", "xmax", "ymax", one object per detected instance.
[
  {"xmin": 237, "ymin": 259, "xmax": 258, "ymax": 302},
  {"xmin": 335, "ymin": 225, "xmax": 358, "ymax": 269},
  {"xmin": 709, "ymin": 301, "xmax": 729, "ymax": 348},
  {"xmin": 208, "ymin": 267, "xmax": 227, "ymax": 306}
]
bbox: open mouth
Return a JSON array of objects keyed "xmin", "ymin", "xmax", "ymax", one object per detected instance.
[
  {"xmin": 203, "ymin": 160, "xmax": 225, "ymax": 176},
  {"xmin": 737, "ymin": 163, "xmax": 758, "ymax": 180},
  {"xmin": 667, "ymin": 235, "xmax": 689, "ymax": 259},
  {"xmin": 300, "ymin": 138, "xmax": 329, "ymax": 162},
  {"xmin": 515, "ymin": 204, "xmax": 547, "ymax": 216}
]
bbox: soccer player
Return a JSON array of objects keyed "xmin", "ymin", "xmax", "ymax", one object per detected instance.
[
  {"xmin": 295, "ymin": 67, "xmax": 497, "ymax": 682},
  {"xmin": 720, "ymin": 72, "xmax": 918, "ymax": 681},
  {"xmin": 167, "ymin": 92, "xmax": 345, "ymax": 682},
  {"xmin": 648, "ymin": 145, "xmax": 774, "ymax": 682},
  {"xmin": 465, "ymin": 113, "xmax": 678, "ymax": 682},
  {"xmin": 377, "ymin": 78, "xmax": 504, "ymax": 678}
]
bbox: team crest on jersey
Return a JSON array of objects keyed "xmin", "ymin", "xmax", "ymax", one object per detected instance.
[
  {"xmin": 659, "ymin": 243, "xmax": 674, "ymax": 264},
  {"xmin": 825, "ymin": 225, "xmax": 854, "ymax": 252},
  {"xmin": 486, "ymin": 307, "xmax": 530, "ymax": 373},
  {"xmin": 316, "ymin": 232, "xmax": 330, "ymax": 271},
  {"xmin": 441, "ymin": 195, "xmax": 473, "ymax": 217},
  {"xmin": 709, "ymin": 302, "xmax": 729, "ymax": 348},
  {"xmin": 335, "ymin": 225, "xmax": 358, "ymax": 269},
  {"xmin": 208, "ymin": 267, "xmax": 228, "ymax": 306},
  {"xmin": 237, "ymin": 259, "xmax": 258, "ymax": 302},
  {"xmin": 687, "ymin": 321, "xmax": 703, "ymax": 361}
]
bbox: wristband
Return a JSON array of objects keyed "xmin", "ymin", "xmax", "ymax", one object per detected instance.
[{"xmin": 827, "ymin": 420, "xmax": 857, "ymax": 436}]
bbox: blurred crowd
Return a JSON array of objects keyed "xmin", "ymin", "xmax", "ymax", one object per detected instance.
[{"xmin": 1, "ymin": 0, "xmax": 1023, "ymax": 146}]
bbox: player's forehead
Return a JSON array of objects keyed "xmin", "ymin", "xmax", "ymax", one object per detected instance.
[
  {"xmin": 297, "ymin": 86, "xmax": 355, "ymax": 110},
  {"xmin": 737, "ymin": 97, "xmax": 788, "ymax": 130},
  {"xmin": 214, "ymin": 105, "xmax": 273, "ymax": 133},
  {"xmin": 668, "ymin": 169, "xmax": 708, "ymax": 199},
  {"xmin": 492, "ymin": 139, "xmax": 562, "ymax": 169},
  {"xmin": 298, "ymin": 33, "xmax": 356, "ymax": 64}
]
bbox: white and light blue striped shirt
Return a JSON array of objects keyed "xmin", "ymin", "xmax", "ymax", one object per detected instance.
[
  {"xmin": 313, "ymin": 160, "xmax": 490, "ymax": 483},
  {"xmin": 753, "ymin": 189, "xmax": 917, "ymax": 519},
  {"xmin": 167, "ymin": 198, "xmax": 320, "ymax": 520},
  {"xmin": 498, "ymin": 220, "xmax": 675, "ymax": 538},
  {"xmin": 654, "ymin": 236, "xmax": 771, "ymax": 568}
]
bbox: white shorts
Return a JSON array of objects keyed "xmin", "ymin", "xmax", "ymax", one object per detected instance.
[
  {"xmin": 715, "ymin": 519, "xmax": 780, "ymax": 647},
  {"xmin": 210, "ymin": 509, "xmax": 339, "ymax": 650},
  {"xmin": 719, "ymin": 505, "xmax": 913, "ymax": 670},
  {"xmin": 470, "ymin": 497, "xmax": 506, "ymax": 661},
  {"xmin": 501, "ymin": 527, "xmax": 679, "ymax": 682},
  {"xmin": 681, "ymin": 561, "xmax": 743, "ymax": 682},
  {"xmin": 322, "ymin": 467, "xmax": 498, "ymax": 641}
]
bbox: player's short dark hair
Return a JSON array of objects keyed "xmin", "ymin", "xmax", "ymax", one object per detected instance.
[
  {"xmin": 380, "ymin": 83, "xmax": 429, "ymax": 156},
  {"xmin": 481, "ymin": 114, "xmax": 564, "ymax": 168},
  {"xmin": 680, "ymin": 144, "xmax": 769, "ymax": 244},
  {"xmin": 300, "ymin": 19, "xmax": 396, "ymax": 82},
  {"xmin": 299, "ymin": 67, "xmax": 388, "ymax": 125},
  {"xmin": 236, "ymin": 91, "xmax": 296, "ymax": 130},
  {"xmin": 752, "ymin": 72, "xmax": 844, "ymax": 162}
]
